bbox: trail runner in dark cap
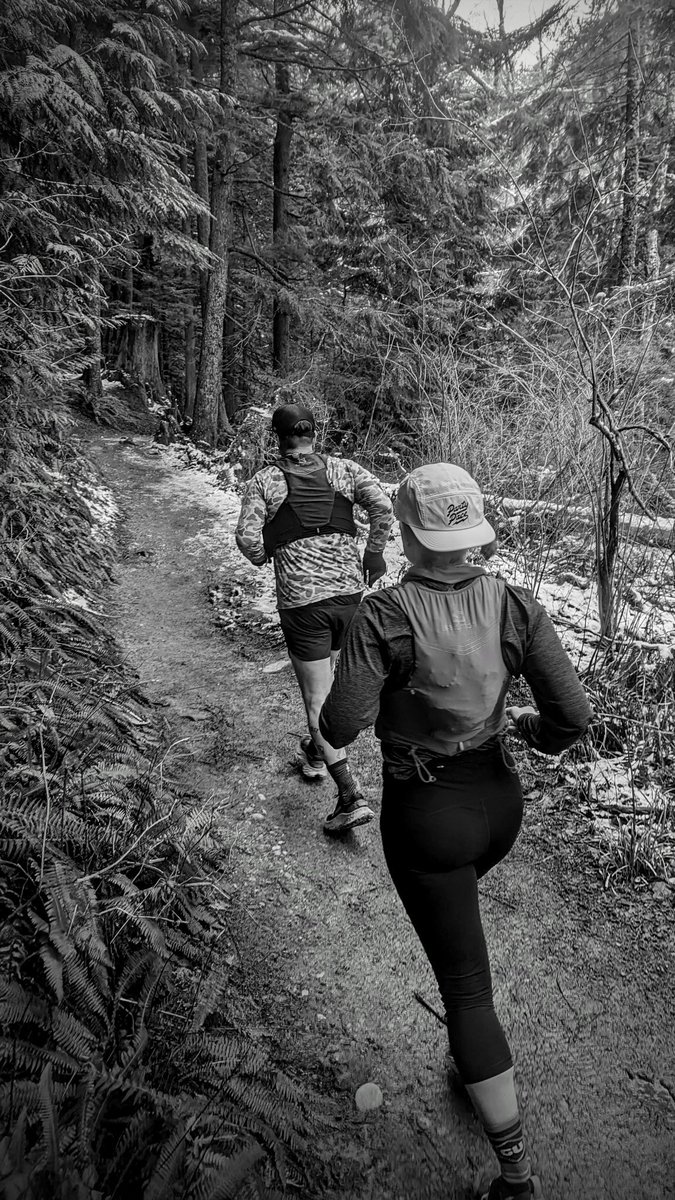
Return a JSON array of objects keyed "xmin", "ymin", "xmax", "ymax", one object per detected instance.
[
  {"xmin": 235, "ymin": 402, "xmax": 394, "ymax": 833},
  {"xmin": 319, "ymin": 462, "xmax": 592, "ymax": 1200}
]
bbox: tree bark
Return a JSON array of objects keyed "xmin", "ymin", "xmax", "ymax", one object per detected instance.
[
  {"xmin": 193, "ymin": 0, "xmax": 238, "ymax": 447},
  {"xmin": 272, "ymin": 0, "xmax": 294, "ymax": 376},
  {"xmin": 223, "ymin": 280, "xmax": 238, "ymax": 420},
  {"xmin": 617, "ymin": 19, "xmax": 640, "ymax": 285},
  {"xmin": 596, "ymin": 455, "xmax": 627, "ymax": 640},
  {"xmin": 184, "ymin": 309, "xmax": 197, "ymax": 420},
  {"xmin": 83, "ymin": 260, "xmax": 103, "ymax": 404},
  {"xmin": 192, "ymin": 47, "xmax": 211, "ymax": 324},
  {"xmin": 641, "ymin": 79, "xmax": 672, "ymax": 340},
  {"xmin": 114, "ymin": 317, "xmax": 164, "ymax": 403}
]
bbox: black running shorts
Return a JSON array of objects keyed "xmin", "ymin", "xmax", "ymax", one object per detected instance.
[{"xmin": 279, "ymin": 592, "xmax": 362, "ymax": 662}]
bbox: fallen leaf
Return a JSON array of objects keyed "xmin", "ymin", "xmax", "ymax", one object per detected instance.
[{"xmin": 262, "ymin": 659, "xmax": 290, "ymax": 673}]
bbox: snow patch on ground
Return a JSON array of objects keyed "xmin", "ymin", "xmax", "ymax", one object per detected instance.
[
  {"xmin": 495, "ymin": 556, "xmax": 675, "ymax": 672},
  {"xmin": 61, "ymin": 587, "xmax": 95, "ymax": 612},
  {"xmin": 76, "ymin": 477, "xmax": 120, "ymax": 543}
]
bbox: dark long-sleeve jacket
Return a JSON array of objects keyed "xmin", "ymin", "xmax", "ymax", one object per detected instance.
[{"xmin": 319, "ymin": 567, "xmax": 592, "ymax": 763}]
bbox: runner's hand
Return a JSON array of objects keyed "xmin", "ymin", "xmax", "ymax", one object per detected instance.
[
  {"xmin": 506, "ymin": 705, "xmax": 537, "ymax": 734},
  {"xmin": 362, "ymin": 550, "xmax": 387, "ymax": 587}
]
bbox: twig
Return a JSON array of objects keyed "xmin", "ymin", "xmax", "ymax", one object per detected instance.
[
  {"xmin": 414, "ymin": 990, "xmax": 447, "ymax": 1026},
  {"xmin": 596, "ymin": 802, "xmax": 669, "ymax": 817},
  {"xmin": 556, "ymin": 975, "xmax": 579, "ymax": 1015}
]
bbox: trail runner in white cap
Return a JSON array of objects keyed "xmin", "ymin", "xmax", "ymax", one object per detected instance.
[{"xmin": 319, "ymin": 462, "xmax": 592, "ymax": 1200}]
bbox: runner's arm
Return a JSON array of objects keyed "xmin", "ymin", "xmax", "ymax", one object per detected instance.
[
  {"xmin": 505, "ymin": 594, "xmax": 592, "ymax": 754},
  {"xmin": 234, "ymin": 476, "xmax": 268, "ymax": 567},
  {"xmin": 319, "ymin": 597, "xmax": 391, "ymax": 747},
  {"xmin": 350, "ymin": 463, "xmax": 394, "ymax": 554}
]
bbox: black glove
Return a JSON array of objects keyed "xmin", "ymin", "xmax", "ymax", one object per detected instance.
[{"xmin": 362, "ymin": 550, "xmax": 387, "ymax": 587}]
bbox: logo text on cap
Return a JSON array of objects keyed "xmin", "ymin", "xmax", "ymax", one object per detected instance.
[{"xmin": 446, "ymin": 499, "xmax": 469, "ymax": 527}]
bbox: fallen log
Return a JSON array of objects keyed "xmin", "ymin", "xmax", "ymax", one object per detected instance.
[{"xmin": 485, "ymin": 495, "xmax": 675, "ymax": 550}]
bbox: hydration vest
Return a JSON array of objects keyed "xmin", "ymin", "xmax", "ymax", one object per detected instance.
[
  {"xmin": 262, "ymin": 455, "xmax": 357, "ymax": 557},
  {"xmin": 377, "ymin": 570, "xmax": 511, "ymax": 757}
]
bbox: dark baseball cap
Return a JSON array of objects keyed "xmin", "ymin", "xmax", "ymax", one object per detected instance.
[{"xmin": 271, "ymin": 403, "xmax": 316, "ymax": 437}]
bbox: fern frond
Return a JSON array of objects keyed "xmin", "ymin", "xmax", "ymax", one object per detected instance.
[
  {"xmin": 38, "ymin": 1064, "xmax": 60, "ymax": 1173},
  {"xmin": 7, "ymin": 1105, "xmax": 28, "ymax": 1171},
  {"xmin": 99, "ymin": 1110, "xmax": 156, "ymax": 1191},
  {"xmin": 144, "ymin": 1118, "xmax": 190, "ymax": 1200},
  {"xmin": 60, "ymin": 954, "xmax": 109, "ymax": 1030},
  {"xmin": 187, "ymin": 1144, "xmax": 265, "ymax": 1200},
  {"xmin": 185, "ymin": 1033, "xmax": 249, "ymax": 1078},
  {"xmin": 0, "ymin": 1037, "xmax": 80, "ymax": 1078},
  {"xmin": 189, "ymin": 966, "xmax": 229, "ymax": 1034},
  {"xmin": 0, "ymin": 980, "xmax": 50, "ymax": 1030},
  {"xmin": 110, "ymin": 904, "xmax": 167, "ymax": 956},
  {"xmin": 1, "ymin": 600, "xmax": 59, "ymax": 648},
  {"xmin": 0, "ymin": 1078, "xmax": 70, "ymax": 1118},
  {"xmin": 160, "ymin": 927, "xmax": 200, "ymax": 963},
  {"xmin": 39, "ymin": 942, "xmax": 64, "ymax": 1003},
  {"xmin": 0, "ymin": 835, "xmax": 34, "ymax": 861},
  {"xmin": 118, "ymin": 1022, "xmax": 148, "ymax": 1067},
  {"xmin": 51, "ymin": 1008, "xmax": 97, "ymax": 1062}
]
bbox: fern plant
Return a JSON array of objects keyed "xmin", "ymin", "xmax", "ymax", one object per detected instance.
[{"xmin": 0, "ymin": 395, "xmax": 331, "ymax": 1199}]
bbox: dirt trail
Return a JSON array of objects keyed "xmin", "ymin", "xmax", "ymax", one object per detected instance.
[{"xmin": 88, "ymin": 432, "xmax": 675, "ymax": 1200}]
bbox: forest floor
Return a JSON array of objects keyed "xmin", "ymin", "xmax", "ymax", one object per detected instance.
[{"xmin": 86, "ymin": 428, "xmax": 675, "ymax": 1200}]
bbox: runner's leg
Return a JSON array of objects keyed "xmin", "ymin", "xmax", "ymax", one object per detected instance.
[
  {"xmin": 290, "ymin": 652, "xmax": 345, "ymax": 767},
  {"xmin": 380, "ymin": 748, "xmax": 533, "ymax": 1196},
  {"xmin": 283, "ymin": 599, "xmax": 369, "ymax": 824}
]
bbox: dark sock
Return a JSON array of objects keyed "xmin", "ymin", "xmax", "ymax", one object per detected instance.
[
  {"xmin": 486, "ymin": 1117, "xmax": 530, "ymax": 1192},
  {"xmin": 327, "ymin": 759, "xmax": 360, "ymax": 801}
]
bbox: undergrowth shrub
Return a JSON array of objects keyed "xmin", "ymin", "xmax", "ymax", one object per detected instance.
[
  {"xmin": 0, "ymin": 393, "xmax": 320, "ymax": 1199},
  {"xmin": 568, "ymin": 636, "xmax": 675, "ymax": 885}
]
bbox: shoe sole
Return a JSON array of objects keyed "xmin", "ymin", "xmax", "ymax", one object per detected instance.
[
  {"xmin": 294, "ymin": 753, "xmax": 327, "ymax": 781},
  {"xmin": 479, "ymin": 1176, "xmax": 542, "ymax": 1200},
  {"xmin": 297, "ymin": 762, "xmax": 327, "ymax": 781},
  {"xmin": 323, "ymin": 808, "xmax": 374, "ymax": 835}
]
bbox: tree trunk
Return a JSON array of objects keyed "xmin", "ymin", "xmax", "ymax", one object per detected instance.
[
  {"xmin": 193, "ymin": 0, "xmax": 238, "ymax": 447},
  {"xmin": 617, "ymin": 19, "xmax": 640, "ymax": 285},
  {"xmin": 192, "ymin": 47, "xmax": 211, "ymax": 324},
  {"xmin": 596, "ymin": 453, "xmax": 627, "ymax": 640},
  {"xmin": 184, "ymin": 310, "xmax": 197, "ymax": 421},
  {"xmin": 125, "ymin": 247, "xmax": 134, "ymax": 312},
  {"xmin": 223, "ymin": 281, "xmax": 238, "ymax": 420},
  {"xmin": 641, "ymin": 81, "xmax": 672, "ymax": 340},
  {"xmin": 272, "ymin": 0, "xmax": 294, "ymax": 376},
  {"xmin": 114, "ymin": 317, "xmax": 164, "ymax": 403},
  {"xmin": 83, "ymin": 260, "xmax": 103, "ymax": 404}
]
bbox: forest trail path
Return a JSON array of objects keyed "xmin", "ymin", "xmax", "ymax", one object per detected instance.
[{"xmin": 88, "ymin": 431, "xmax": 675, "ymax": 1200}]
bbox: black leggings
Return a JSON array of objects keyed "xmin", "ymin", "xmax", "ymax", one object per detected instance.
[{"xmin": 380, "ymin": 739, "xmax": 523, "ymax": 1085}]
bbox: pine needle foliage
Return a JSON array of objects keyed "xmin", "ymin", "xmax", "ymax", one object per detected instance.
[
  {"xmin": 0, "ymin": 396, "xmax": 323, "ymax": 1198},
  {"xmin": 0, "ymin": 0, "xmax": 210, "ymax": 401}
]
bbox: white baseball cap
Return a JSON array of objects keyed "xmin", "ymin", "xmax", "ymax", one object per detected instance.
[{"xmin": 394, "ymin": 463, "xmax": 495, "ymax": 551}]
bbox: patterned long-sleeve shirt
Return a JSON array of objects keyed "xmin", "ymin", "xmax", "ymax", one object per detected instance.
[
  {"xmin": 235, "ymin": 453, "xmax": 394, "ymax": 610},
  {"xmin": 319, "ymin": 569, "xmax": 592, "ymax": 763}
]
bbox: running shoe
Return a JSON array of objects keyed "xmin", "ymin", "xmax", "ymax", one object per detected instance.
[
  {"xmin": 295, "ymin": 736, "xmax": 328, "ymax": 781},
  {"xmin": 480, "ymin": 1176, "xmax": 542, "ymax": 1200},
  {"xmin": 323, "ymin": 791, "xmax": 374, "ymax": 835}
]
